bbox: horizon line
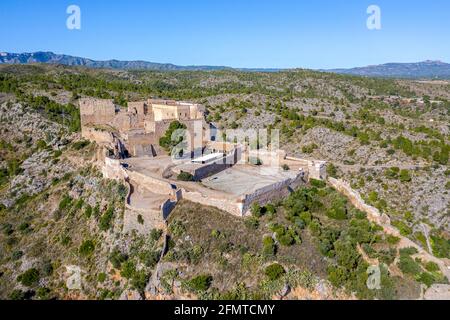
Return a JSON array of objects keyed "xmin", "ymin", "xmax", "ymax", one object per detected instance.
[{"xmin": 1, "ymin": 50, "xmax": 449, "ymax": 71}]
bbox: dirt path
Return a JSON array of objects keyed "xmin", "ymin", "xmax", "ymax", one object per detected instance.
[{"xmin": 420, "ymin": 223, "xmax": 433, "ymax": 254}]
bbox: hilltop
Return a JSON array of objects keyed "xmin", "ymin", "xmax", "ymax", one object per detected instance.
[
  {"xmin": 328, "ymin": 60, "xmax": 450, "ymax": 79},
  {"xmin": 0, "ymin": 64, "xmax": 448, "ymax": 300},
  {"xmin": 2, "ymin": 52, "xmax": 450, "ymax": 78}
]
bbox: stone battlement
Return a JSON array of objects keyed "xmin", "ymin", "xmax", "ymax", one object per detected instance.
[{"xmin": 79, "ymin": 97, "xmax": 206, "ymax": 158}]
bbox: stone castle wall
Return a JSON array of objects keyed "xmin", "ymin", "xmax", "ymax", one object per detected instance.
[
  {"xmin": 79, "ymin": 98, "xmax": 116, "ymax": 127},
  {"xmin": 285, "ymin": 156, "xmax": 327, "ymax": 180},
  {"xmin": 327, "ymin": 177, "xmax": 390, "ymax": 226},
  {"xmin": 81, "ymin": 127, "xmax": 115, "ymax": 145},
  {"xmin": 241, "ymin": 170, "xmax": 305, "ymax": 215},
  {"xmin": 190, "ymin": 151, "xmax": 238, "ymax": 180},
  {"xmin": 126, "ymin": 170, "xmax": 175, "ymax": 196},
  {"xmin": 180, "ymin": 188, "xmax": 243, "ymax": 216},
  {"xmin": 327, "ymin": 177, "xmax": 450, "ymax": 281}
]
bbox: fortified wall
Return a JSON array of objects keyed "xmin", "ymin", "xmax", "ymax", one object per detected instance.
[
  {"xmin": 79, "ymin": 97, "xmax": 207, "ymax": 158},
  {"xmin": 79, "ymin": 98, "xmax": 116, "ymax": 127},
  {"xmin": 240, "ymin": 170, "xmax": 306, "ymax": 214},
  {"xmin": 327, "ymin": 177, "xmax": 450, "ymax": 282}
]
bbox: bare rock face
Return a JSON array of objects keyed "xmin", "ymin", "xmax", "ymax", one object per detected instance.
[
  {"xmin": 424, "ymin": 284, "xmax": 450, "ymax": 300},
  {"xmin": 278, "ymin": 284, "xmax": 291, "ymax": 299},
  {"xmin": 297, "ymin": 127, "xmax": 354, "ymax": 160},
  {"xmin": 119, "ymin": 289, "xmax": 143, "ymax": 301},
  {"xmin": 315, "ymin": 279, "xmax": 332, "ymax": 299}
]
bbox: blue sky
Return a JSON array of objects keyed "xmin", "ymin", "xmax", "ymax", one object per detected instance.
[{"xmin": 1, "ymin": 0, "xmax": 449, "ymax": 69}]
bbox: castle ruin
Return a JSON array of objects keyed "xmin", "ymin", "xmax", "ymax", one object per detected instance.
[{"xmin": 79, "ymin": 97, "xmax": 327, "ymax": 234}]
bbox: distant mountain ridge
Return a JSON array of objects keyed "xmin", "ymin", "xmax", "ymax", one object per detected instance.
[
  {"xmin": 1, "ymin": 51, "xmax": 450, "ymax": 78},
  {"xmin": 0, "ymin": 51, "xmax": 278, "ymax": 72},
  {"xmin": 327, "ymin": 60, "xmax": 450, "ymax": 79}
]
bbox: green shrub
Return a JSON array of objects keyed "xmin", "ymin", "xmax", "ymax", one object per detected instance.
[
  {"xmin": 17, "ymin": 268, "xmax": 40, "ymax": 287},
  {"xmin": 392, "ymin": 220, "xmax": 412, "ymax": 236},
  {"xmin": 84, "ymin": 204, "xmax": 92, "ymax": 218},
  {"xmin": 58, "ymin": 194, "xmax": 72, "ymax": 211},
  {"xmin": 310, "ymin": 179, "xmax": 326, "ymax": 188},
  {"xmin": 79, "ymin": 240, "xmax": 95, "ymax": 257},
  {"xmin": 399, "ymin": 169, "xmax": 412, "ymax": 182},
  {"xmin": 302, "ymin": 143, "xmax": 318, "ymax": 154},
  {"xmin": 327, "ymin": 265, "xmax": 348, "ymax": 287},
  {"xmin": 36, "ymin": 287, "xmax": 51, "ymax": 300},
  {"xmin": 9, "ymin": 289, "xmax": 26, "ymax": 300},
  {"xmin": 265, "ymin": 263, "xmax": 285, "ymax": 281},
  {"xmin": 424, "ymin": 261, "xmax": 440, "ymax": 272},
  {"xmin": 118, "ymin": 183, "xmax": 128, "ymax": 199},
  {"xmin": 279, "ymin": 233, "xmax": 295, "ymax": 246},
  {"xmin": 326, "ymin": 198, "xmax": 347, "ymax": 220},
  {"xmin": 398, "ymin": 255, "xmax": 422, "ymax": 276},
  {"xmin": 262, "ymin": 236, "xmax": 276, "ymax": 257},
  {"xmin": 137, "ymin": 214, "xmax": 144, "ymax": 225},
  {"xmin": 385, "ymin": 167, "xmax": 399, "ymax": 179},
  {"xmin": 327, "ymin": 163, "xmax": 337, "ymax": 178},
  {"xmin": 36, "ymin": 139, "xmax": 47, "ymax": 150},
  {"xmin": 169, "ymin": 220, "xmax": 186, "ymax": 236},
  {"xmin": 131, "ymin": 270, "xmax": 150, "ymax": 293},
  {"xmin": 73, "ymin": 198, "xmax": 84, "ymax": 211},
  {"xmin": 177, "ymin": 171, "xmax": 194, "ymax": 181},
  {"xmin": 99, "ymin": 207, "xmax": 114, "ymax": 231},
  {"xmin": 386, "ymin": 235, "xmax": 401, "ymax": 245},
  {"xmin": 430, "ymin": 234, "xmax": 450, "ymax": 259},
  {"xmin": 53, "ymin": 150, "xmax": 62, "ymax": 158},
  {"xmin": 72, "ymin": 140, "xmax": 90, "ymax": 150},
  {"xmin": 251, "ymin": 203, "xmax": 263, "ymax": 218},
  {"xmin": 185, "ymin": 274, "xmax": 212, "ymax": 292},
  {"xmin": 417, "ymin": 272, "xmax": 436, "ymax": 287},
  {"xmin": 211, "ymin": 229, "xmax": 221, "ymax": 239},
  {"xmin": 368, "ymin": 191, "xmax": 378, "ymax": 202},
  {"xmin": 150, "ymin": 229, "xmax": 163, "ymax": 242},
  {"xmin": 159, "ymin": 121, "xmax": 187, "ymax": 152},
  {"xmin": 299, "ymin": 211, "xmax": 312, "ymax": 225},
  {"xmin": 120, "ymin": 261, "xmax": 136, "ymax": 279},
  {"xmin": 97, "ymin": 273, "xmax": 107, "ymax": 283},
  {"xmin": 399, "ymin": 247, "xmax": 418, "ymax": 256},
  {"xmin": 142, "ymin": 250, "xmax": 160, "ymax": 268},
  {"xmin": 11, "ymin": 250, "xmax": 23, "ymax": 261},
  {"xmin": 244, "ymin": 216, "xmax": 259, "ymax": 229},
  {"xmin": 109, "ymin": 248, "xmax": 128, "ymax": 269},
  {"xmin": 265, "ymin": 203, "xmax": 276, "ymax": 216}
]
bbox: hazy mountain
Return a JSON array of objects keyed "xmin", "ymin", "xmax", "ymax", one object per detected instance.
[
  {"xmin": 0, "ymin": 51, "xmax": 280, "ymax": 72},
  {"xmin": 0, "ymin": 51, "xmax": 235, "ymax": 71},
  {"xmin": 327, "ymin": 60, "xmax": 450, "ymax": 79},
  {"xmin": 2, "ymin": 52, "xmax": 450, "ymax": 78}
]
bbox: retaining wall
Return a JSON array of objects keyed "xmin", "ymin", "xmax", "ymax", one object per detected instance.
[
  {"xmin": 285, "ymin": 156, "xmax": 327, "ymax": 180},
  {"xmin": 126, "ymin": 170, "xmax": 175, "ymax": 196},
  {"xmin": 327, "ymin": 177, "xmax": 390, "ymax": 225},
  {"xmin": 82, "ymin": 127, "xmax": 114, "ymax": 145},
  {"xmin": 161, "ymin": 199, "xmax": 177, "ymax": 221},
  {"xmin": 241, "ymin": 171, "xmax": 306, "ymax": 215},
  {"xmin": 327, "ymin": 177, "xmax": 450, "ymax": 281},
  {"xmin": 180, "ymin": 188, "xmax": 243, "ymax": 216}
]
